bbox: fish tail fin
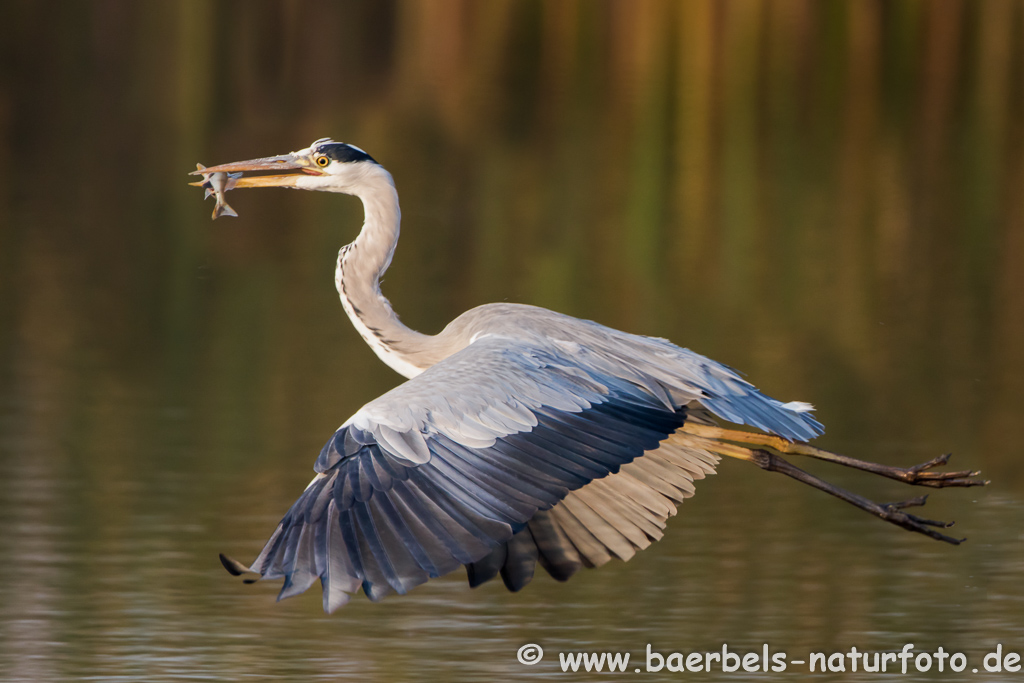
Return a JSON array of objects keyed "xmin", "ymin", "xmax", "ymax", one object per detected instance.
[{"xmin": 213, "ymin": 202, "xmax": 238, "ymax": 219}]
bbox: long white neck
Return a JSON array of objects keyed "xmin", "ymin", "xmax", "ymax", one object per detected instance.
[{"xmin": 334, "ymin": 166, "xmax": 435, "ymax": 378}]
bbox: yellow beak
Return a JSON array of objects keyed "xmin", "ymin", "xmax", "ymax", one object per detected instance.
[{"xmin": 188, "ymin": 153, "xmax": 324, "ymax": 189}]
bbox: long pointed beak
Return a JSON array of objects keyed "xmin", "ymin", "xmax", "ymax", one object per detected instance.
[{"xmin": 188, "ymin": 153, "xmax": 323, "ymax": 189}]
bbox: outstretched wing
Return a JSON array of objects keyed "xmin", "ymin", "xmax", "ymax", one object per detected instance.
[{"xmin": 232, "ymin": 334, "xmax": 822, "ymax": 611}]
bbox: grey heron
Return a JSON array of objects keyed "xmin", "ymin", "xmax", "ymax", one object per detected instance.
[{"xmin": 192, "ymin": 138, "xmax": 987, "ymax": 613}]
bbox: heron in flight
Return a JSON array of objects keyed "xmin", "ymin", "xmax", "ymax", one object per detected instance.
[{"xmin": 192, "ymin": 139, "xmax": 986, "ymax": 612}]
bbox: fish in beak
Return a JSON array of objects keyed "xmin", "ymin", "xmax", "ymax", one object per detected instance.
[
  {"xmin": 194, "ymin": 163, "xmax": 240, "ymax": 219},
  {"xmin": 189, "ymin": 150, "xmax": 326, "ymax": 218}
]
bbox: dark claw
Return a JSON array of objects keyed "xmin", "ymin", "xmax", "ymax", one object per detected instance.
[
  {"xmin": 910, "ymin": 453, "xmax": 951, "ymax": 471},
  {"xmin": 903, "ymin": 512, "xmax": 952, "ymax": 529}
]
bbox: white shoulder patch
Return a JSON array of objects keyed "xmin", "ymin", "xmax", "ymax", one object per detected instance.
[{"xmin": 553, "ymin": 339, "xmax": 582, "ymax": 355}]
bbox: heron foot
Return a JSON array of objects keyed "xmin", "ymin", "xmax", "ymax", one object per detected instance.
[
  {"xmin": 877, "ymin": 495, "xmax": 964, "ymax": 544},
  {"xmin": 890, "ymin": 453, "xmax": 988, "ymax": 488}
]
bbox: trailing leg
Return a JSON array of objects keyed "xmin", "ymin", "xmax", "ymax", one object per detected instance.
[
  {"xmin": 676, "ymin": 434, "xmax": 971, "ymax": 544},
  {"xmin": 681, "ymin": 424, "xmax": 987, "ymax": 488}
]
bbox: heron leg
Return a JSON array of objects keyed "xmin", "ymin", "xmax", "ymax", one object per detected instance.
[
  {"xmin": 685, "ymin": 437, "xmax": 966, "ymax": 544},
  {"xmin": 680, "ymin": 424, "xmax": 987, "ymax": 488}
]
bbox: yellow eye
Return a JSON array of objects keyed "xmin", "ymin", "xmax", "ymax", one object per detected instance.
[{"xmin": 315, "ymin": 155, "xmax": 330, "ymax": 168}]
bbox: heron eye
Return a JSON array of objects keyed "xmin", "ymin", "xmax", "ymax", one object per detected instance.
[{"xmin": 315, "ymin": 155, "xmax": 329, "ymax": 168}]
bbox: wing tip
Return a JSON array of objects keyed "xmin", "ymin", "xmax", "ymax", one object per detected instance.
[{"xmin": 219, "ymin": 552, "xmax": 256, "ymax": 578}]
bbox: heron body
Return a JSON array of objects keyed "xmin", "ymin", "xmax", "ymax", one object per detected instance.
[{"xmin": 194, "ymin": 139, "xmax": 985, "ymax": 613}]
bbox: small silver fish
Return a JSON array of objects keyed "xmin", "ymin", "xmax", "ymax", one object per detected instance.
[{"xmin": 195, "ymin": 163, "xmax": 242, "ymax": 219}]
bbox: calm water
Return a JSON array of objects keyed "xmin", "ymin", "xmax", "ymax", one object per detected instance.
[{"xmin": 2, "ymin": 1, "xmax": 1024, "ymax": 681}]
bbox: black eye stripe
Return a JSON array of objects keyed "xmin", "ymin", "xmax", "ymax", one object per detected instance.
[{"xmin": 316, "ymin": 143, "xmax": 377, "ymax": 165}]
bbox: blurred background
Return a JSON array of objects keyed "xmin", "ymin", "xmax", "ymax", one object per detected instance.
[{"xmin": 1, "ymin": 0, "xmax": 1023, "ymax": 680}]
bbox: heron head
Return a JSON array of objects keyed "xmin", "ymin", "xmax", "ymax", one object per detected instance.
[{"xmin": 190, "ymin": 138, "xmax": 385, "ymax": 194}]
